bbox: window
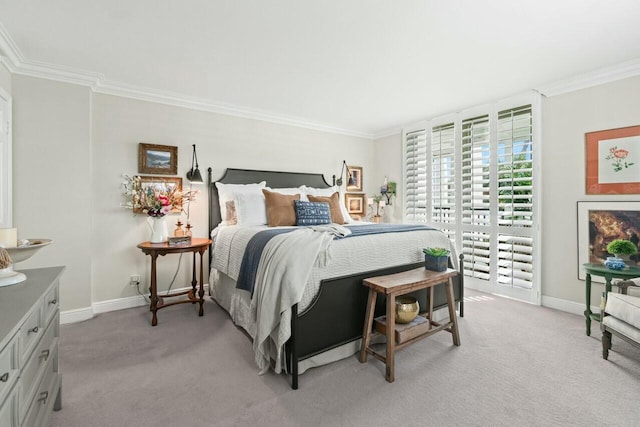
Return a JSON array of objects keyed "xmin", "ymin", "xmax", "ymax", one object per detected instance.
[{"xmin": 403, "ymin": 95, "xmax": 540, "ymax": 303}]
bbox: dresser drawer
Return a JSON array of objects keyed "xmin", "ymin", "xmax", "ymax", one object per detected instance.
[
  {"xmin": 42, "ymin": 283, "xmax": 59, "ymax": 326},
  {"xmin": 0, "ymin": 384, "xmax": 18, "ymax": 427},
  {"xmin": 18, "ymin": 315, "xmax": 57, "ymax": 423},
  {"xmin": 0, "ymin": 333, "xmax": 18, "ymax": 408},
  {"xmin": 22, "ymin": 349, "xmax": 58, "ymax": 427},
  {"xmin": 18, "ymin": 301, "xmax": 44, "ymax": 366}
]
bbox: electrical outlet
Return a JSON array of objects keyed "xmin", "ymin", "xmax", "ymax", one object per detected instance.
[{"xmin": 130, "ymin": 275, "xmax": 141, "ymax": 287}]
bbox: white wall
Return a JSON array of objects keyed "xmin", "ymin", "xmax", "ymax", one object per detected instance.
[
  {"xmin": 10, "ymin": 80, "xmax": 375, "ymax": 312},
  {"xmin": 542, "ymin": 75, "xmax": 640, "ymax": 307},
  {"xmin": 373, "ymin": 76, "xmax": 640, "ymax": 309},
  {"xmin": 0, "ymin": 63, "xmax": 10, "ymax": 93},
  {"xmin": 12, "ymin": 75, "xmax": 93, "ymax": 311},
  {"xmin": 373, "ymin": 133, "xmax": 402, "ymax": 222},
  {"xmin": 91, "ymin": 93, "xmax": 375, "ymax": 304}
]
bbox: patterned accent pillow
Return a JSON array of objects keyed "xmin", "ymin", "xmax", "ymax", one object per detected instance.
[
  {"xmin": 225, "ymin": 201, "xmax": 238, "ymax": 225},
  {"xmin": 307, "ymin": 192, "xmax": 346, "ymax": 224},
  {"xmin": 294, "ymin": 200, "xmax": 332, "ymax": 226}
]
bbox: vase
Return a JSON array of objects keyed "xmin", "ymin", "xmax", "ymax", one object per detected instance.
[
  {"xmin": 147, "ymin": 216, "xmax": 169, "ymax": 243},
  {"xmin": 425, "ymin": 254, "xmax": 448, "ymax": 272},
  {"xmin": 604, "ymin": 256, "xmax": 626, "ymax": 271}
]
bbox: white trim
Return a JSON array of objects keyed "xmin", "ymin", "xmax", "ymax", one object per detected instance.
[
  {"xmin": 60, "ymin": 285, "xmax": 209, "ymax": 325},
  {"xmin": 537, "ymin": 58, "xmax": 640, "ymax": 97},
  {"xmin": 92, "ymin": 293, "xmax": 148, "ymax": 315},
  {"xmin": 541, "ymin": 294, "xmax": 597, "ymax": 318},
  {"xmin": 60, "ymin": 307, "xmax": 94, "ymax": 325},
  {"xmin": 0, "ymin": 25, "xmax": 373, "ymax": 140}
]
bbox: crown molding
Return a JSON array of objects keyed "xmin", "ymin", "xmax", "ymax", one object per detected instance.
[
  {"xmin": 536, "ymin": 58, "xmax": 640, "ymax": 97},
  {"xmin": 0, "ymin": 24, "xmax": 374, "ymax": 140}
]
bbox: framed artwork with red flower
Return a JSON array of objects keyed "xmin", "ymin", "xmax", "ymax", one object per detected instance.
[{"xmin": 586, "ymin": 125, "xmax": 640, "ymax": 194}]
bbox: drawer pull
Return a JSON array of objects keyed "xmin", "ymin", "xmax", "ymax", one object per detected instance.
[
  {"xmin": 0, "ymin": 372, "xmax": 8, "ymax": 382},
  {"xmin": 38, "ymin": 391, "xmax": 49, "ymax": 404},
  {"xmin": 39, "ymin": 349, "xmax": 50, "ymax": 361},
  {"xmin": 28, "ymin": 326, "xmax": 39, "ymax": 334},
  {"xmin": 49, "ymin": 298, "xmax": 57, "ymax": 305}
]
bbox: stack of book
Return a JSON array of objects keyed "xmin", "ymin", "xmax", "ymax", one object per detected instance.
[{"xmin": 168, "ymin": 236, "xmax": 191, "ymax": 246}]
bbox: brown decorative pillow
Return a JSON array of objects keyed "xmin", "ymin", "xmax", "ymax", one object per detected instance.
[
  {"xmin": 225, "ymin": 200, "xmax": 238, "ymax": 225},
  {"xmin": 308, "ymin": 192, "xmax": 346, "ymax": 224},
  {"xmin": 262, "ymin": 189, "xmax": 300, "ymax": 227}
]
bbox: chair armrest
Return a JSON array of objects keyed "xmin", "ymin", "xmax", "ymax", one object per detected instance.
[{"xmin": 616, "ymin": 279, "xmax": 640, "ymax": 295}]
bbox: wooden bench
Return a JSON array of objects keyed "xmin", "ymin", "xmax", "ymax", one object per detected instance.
[{"xmin": 359, "ymin": 267, "xmax": 461, "ymax": 382}]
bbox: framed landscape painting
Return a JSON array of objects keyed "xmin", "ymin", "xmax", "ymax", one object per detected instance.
[
  {"xmin": 577, "ymin": 201, "xmax": 640, "ymax": 281},
  {"xmin": 585, "ymin": 125, "xmax": 640, "ymax": 194},
  {"xmin": 138, "ymin": 143, "xmax": 178, "ymax": 175}
]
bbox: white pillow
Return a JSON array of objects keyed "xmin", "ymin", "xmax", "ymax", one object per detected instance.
[
  {"xmin": 234, "ymin": 192, "xmax": 267, "ymax": 226},
  {"xmin": 264, "ymin": 186, "xmax": 307, "ymax": 201},
  {"xmin": 303, "ymin": 185, "xmax": 354, "ymax": 223},
  {"xmin": 215, "ymin": 181, "xmax": 266, "ymax": 224}
]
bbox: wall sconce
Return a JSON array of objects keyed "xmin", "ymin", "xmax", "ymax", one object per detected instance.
[
  {"xmin": 333, "ymin": 160, "xmax": 355, "ymax": 187},
  {"xmin": 186, "ymin": 144, "xmax": 204, "ymax": 183}
]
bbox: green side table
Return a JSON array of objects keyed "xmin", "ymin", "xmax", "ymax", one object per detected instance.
[{"xmin": 582, "ymin": 263, "xmax": 640, "ymax": 336}]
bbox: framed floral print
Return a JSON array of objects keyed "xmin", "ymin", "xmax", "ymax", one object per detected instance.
[{"xmin": 585, "ymin": 125, "xmax": 640, "ymax": 194}]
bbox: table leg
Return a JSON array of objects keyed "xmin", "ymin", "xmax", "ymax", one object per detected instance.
[
  {"xmin": 359, "ymin": 289, "xmax": 377, "ymax": 363},
  {"xmin": 386, "ymin": 293, "xmax": 395, "ymax": 383},
  {"xmin": 191, "ymin": 252, "xmax": 197, "ymax": 303},
  {"xmin": 446, "ymin": 278, "xmax": 461, "ymax": 346},
  {"xmin": 198, "ymin": 249, "xmax": 205, "ymax": 316},
  {"xmin": 585, "ymin": 273, "xmax": 592, "ymax": 336},
  {"xmin": 150, "ymin": 253, "xmax": 159, "ymax": 326}
]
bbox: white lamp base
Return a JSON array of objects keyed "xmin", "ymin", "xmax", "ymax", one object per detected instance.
[{"xmin": 0, "ymin": 266, "xmax": 26, "ymax": 288}]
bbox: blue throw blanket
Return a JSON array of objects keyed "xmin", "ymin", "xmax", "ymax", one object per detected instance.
[
  {"xmin": 343, "ymin": 223, "xmax": 434, "ymax": 237},
  {"xmin": 236, "ymin": 223, "xmax": 435, "ymax": 294}
]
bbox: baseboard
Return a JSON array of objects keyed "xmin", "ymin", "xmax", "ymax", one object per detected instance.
[
  {"xmin": 60, "ymin": 307, "xmax": 94, "ymax": 325},
  {"xmin": 60, "ymin": 285, "xmax": 208, "ymax": 325},
  {"xmin": 541, "ymin": 295, "xmax": 597, "ymax": 317}
]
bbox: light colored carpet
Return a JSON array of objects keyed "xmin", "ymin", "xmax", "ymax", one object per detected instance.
[{"xmin": 49, "ymin": 290, "xmax": 640, "ymax": 427}]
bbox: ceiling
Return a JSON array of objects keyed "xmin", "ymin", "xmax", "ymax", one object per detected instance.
[{"xmin": 1, "ymin": 0, "xmax": 640, "ymax": 138}]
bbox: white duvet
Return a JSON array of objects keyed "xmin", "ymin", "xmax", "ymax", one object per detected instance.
[{"xmin": 210, "ymin": 223, "xmax": 456, "ymax": 373}]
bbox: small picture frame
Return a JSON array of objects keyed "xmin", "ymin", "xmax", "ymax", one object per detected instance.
[
  {"xmin": 347, "ymin": 166, "xmax": 363, "ymax": 192},
  {"xmin": 585, "ymin": 125, "xmax": 640, "ymax": 194},
  {"xmin": 138, "ymin": 176, "xmax": 183, "ymax": 213},
  {"xmin": 345, "ymin": 193, "xmax": 366, "ymax": 216},
  {"xmin": 138, "ymin": 143, "xmax": 178, "ymax": 175}
]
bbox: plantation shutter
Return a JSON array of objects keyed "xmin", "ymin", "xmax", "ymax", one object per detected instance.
[
  {"xmin": 402, "ymin": 95, "xmax": 539, "ymax": 303},
  {"xmin": 404, "ymin": 129, "xmax": 428, "ymax": 222},
  {"xmin": 496, "ymin": 105, "xmax": 534, "ymax": 289},
  {"xmin": 430, "ymin": 123, "xmax": 456, "ymax": 240},
  {"xmin": 461, "ymin": 115, "xmax": 491, "ymax": 278}
]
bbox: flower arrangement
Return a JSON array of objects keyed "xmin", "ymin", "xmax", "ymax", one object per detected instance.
[{"xmin": 121, "ymin": 175, "xmax": 196, "ymax": 217}]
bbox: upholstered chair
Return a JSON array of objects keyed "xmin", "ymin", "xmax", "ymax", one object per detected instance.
[{"xmin": 601, "ymin": 279, "xmax": 640, "ymax": 360}]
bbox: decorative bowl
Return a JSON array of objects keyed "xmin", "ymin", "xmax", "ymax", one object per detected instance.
[
  {"xmin": 6, "ymin": 239, "xmax": 53, "ymax": 263},
  {"xmin": 395, "ymin": 296, "xmax": 419, "ymax": 324},
  {"xmin": 604, "ymin": 256, "xmax": 626, "ymax": 271}
]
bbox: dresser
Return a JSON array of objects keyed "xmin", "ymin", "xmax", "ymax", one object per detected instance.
[{"xmin": 0, "ymin": 267, "xmax": 64, "ymax": 427}]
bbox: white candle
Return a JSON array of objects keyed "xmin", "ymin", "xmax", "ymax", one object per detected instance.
[
  {"xmin": 379, "ymin": 200, "xmax": 386, "ymax": 207},
  {"xmin": 0, "ymin": 228, "xmax": 17, "ymax": 248}
]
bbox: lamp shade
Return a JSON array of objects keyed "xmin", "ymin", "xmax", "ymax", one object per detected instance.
[{"xmin": 186, "ymin": 167, "xmax": 203, "ymax": 183}]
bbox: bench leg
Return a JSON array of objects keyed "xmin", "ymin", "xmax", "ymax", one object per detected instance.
[
  {"xmin": 386, "ymin": 294, "xmax": 396, "ymax": 382},
  {"xmin": 359, "ymin": 289, "xmax": 377, "ymax": 363},
  {"xmin": 446, "ymin": 278, "xmax": 461, "ymax": 346}
]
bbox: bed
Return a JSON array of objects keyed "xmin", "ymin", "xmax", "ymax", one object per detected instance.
[{"xmin": 207, "ymin": 167, "xmax": 464, "ymax": 389}]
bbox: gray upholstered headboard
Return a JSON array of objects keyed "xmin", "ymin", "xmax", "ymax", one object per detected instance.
[{"xmin": 207, "ymin": 167, "xmax": 331, "ymax": 233}]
